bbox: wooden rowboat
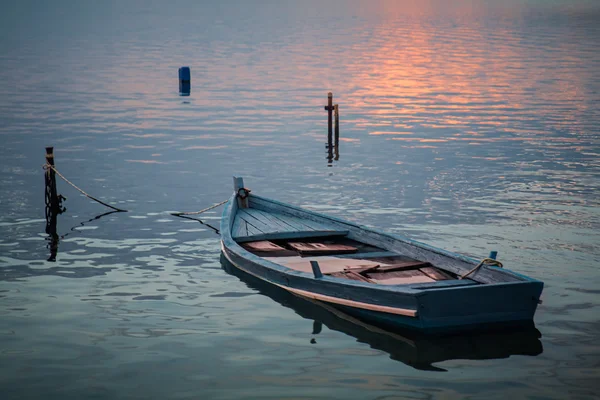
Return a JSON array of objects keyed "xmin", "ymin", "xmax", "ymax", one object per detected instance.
[{"xmin": 220, "ymin": 177, "xmax": 544, "ymax": 334}]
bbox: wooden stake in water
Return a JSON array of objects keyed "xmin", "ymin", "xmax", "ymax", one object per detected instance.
[
  {"xmin": 334, "ymin": 104, "xmax": 340, "ymax": 160},
  {"xmin": 45, "ymin": 147, "xmax": 61, "ymax": 215},
  {"xmin": 44, "ymin": 146, "xmax": 64, "ymax": 262},
  {"xmin": 324, "ymin": 92, "xmax": 334, "ymax": 148}
]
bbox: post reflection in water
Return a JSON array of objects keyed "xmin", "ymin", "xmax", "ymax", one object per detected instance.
[
  {"xmin": 326, "ymin": 125, "xmax": 340, "ymax": 166},
  {"xmin": 44, "ymin": 186, "xmax": 65, "ymax": 262},
  {"xmin": 44, "ymin": 208, "xmax": 60, "ymax": 262},
  {"xmin": 172, "ymin": 214, "xmax": 220, "ymax": 235},
  {"xmin": 44, "ymin": 209, "xmax": 121, "ymax": 262},
  {"xmin": 220, "ymin": 254, "xmax": 543, "ymax": 372}
]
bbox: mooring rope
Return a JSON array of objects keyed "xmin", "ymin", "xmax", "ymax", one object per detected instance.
[
  {"xmin": 171, "ymin": 199, "xmax": 229, "ymax": 217},
  {"xmin": 61, "ymin": 210, "xmax": 122, "ymax": 239},
  {"xmin": 43, "ymin": 164, "xmax": 127, "ymax": 212},
  {"xmin": 459, "ymin": 257, "xmax": 503, "ymax": 280},
  {"xmin": 173, "ymin": 214, "xmax": 220, "ymax": 235}
]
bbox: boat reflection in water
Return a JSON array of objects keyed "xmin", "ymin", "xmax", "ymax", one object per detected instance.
[{"xmin": 221, "ymin": 253, "xmax": 543, "ymax": 371}]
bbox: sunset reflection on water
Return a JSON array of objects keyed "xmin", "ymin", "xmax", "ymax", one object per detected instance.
[{"xmin": 0, "ymin": 1, "xmax": 599, "ymax": 399}]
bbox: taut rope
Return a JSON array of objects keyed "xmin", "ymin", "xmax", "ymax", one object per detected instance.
[
  {"xmin": 44, "ymin": 164, "xmax": 127, "ymax": 212},
  {"xmin": 171, "ymin": 199, "xmax": 229, "ymax": 217}
]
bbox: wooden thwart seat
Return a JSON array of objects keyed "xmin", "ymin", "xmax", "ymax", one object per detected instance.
[
  {"xmin": 287, "ymin": 242, "xmax": 358, "ymax": 256},
  {"xmin": 242, "ymin": 241, "xmax": 285, "ymax": 252},
  {"xmin": 366, "ymin": 269, "xmax": 433, "ymax": 284},
  {"xmin": 241, "ymin": 240, "xmax": 296, "ymax": 257}
]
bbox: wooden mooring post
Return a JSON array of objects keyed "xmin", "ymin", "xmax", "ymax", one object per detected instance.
[
  {"xmin": 44, "ymin": 147, "xmax": 65, "ymax": 262},
  {"xmin": 45, "ymin": 147, "xmax": 58, "ymax": 214},
  {"xmin": 44, "ymin": 147, "xmax": 65, "ymax": 216},
  {"xmin": 324, "ymin": 92, "xmax": 334, "ymax": 148},
  {"xmin": 334, "ymin": 104, "xmax": 339, "ymax": 160}
]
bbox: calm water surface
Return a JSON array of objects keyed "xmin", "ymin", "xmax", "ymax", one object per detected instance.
[{"xmin": 1, "ymin": 1, "xmax": 599, "ymax": 399}]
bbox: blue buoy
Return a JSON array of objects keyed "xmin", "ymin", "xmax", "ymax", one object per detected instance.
[
  {"xmin": 179, "ymin": 66, "xmax": 190, "ymax": 96},
  {"xmin": 489, "ymin": 251, "xmax": 498, "ymax": 260}
]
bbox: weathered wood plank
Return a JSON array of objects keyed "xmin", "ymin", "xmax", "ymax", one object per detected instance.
[
  {"xmin": 232, "ymin": 215, "xmax": 263, "ymax": 239},
  {"xmin": 344, "ymin": 270, "xmax": 375, "ymax": 283},
  {"xmin": 343, "ymin": 264, "xmax": 382, "ymax": 275},
  {"xmin": 248, "ymin": 200, "xmax": 320, "ymax": 231},
  {"xmin": 409, "ymin": 279, "xmax": 479, "ymax": 289},
  {"xmin": 287, "ymin": 242, "xmax": 358, "ymax": 256},
  {"xmin": 234, "ymin": 230, "xmax": 349, "ymax": 243},
  {"xmin": 246, "ymin": 209, "xmax": 296, "ymax": 232},
  {"xmin": 272, "ymin": 214, "xmax": 315, "ymax": 231},
  {"xmin": 419, "ymin": 266, "xmax": 454, "ymax": 281},
  {"xmin": 241, "ymin": 208, "xmax": 339, "ymax": 237},
  {"xmin": 272, "ymin": 212, "xmax": 330, "ymax": 232},
  {"xmin": 296, "ymin": 217, "xmax": 337, "ymax": 232},
  {"xmin": 241, "ymin": 241, "xmax": 298, "ymax": 257},
  {"xmin": 242, "ymin": 241, "xmax": 286, "ymax": 252},
  {"xmin": 371, "ymin": 276, "xmax": 436, "ymax": 285},
  {"xmin": 232, "ymin": 215, "xmax": 246, "ymax": 238},
  {"xmin": 335, "ymin": 251, "xmax": 400, "ymax": 259},
  {"xmin": 247, "ymin": 208, "xmax": 323, "ymax": 233},
  {"xmin": 377, "ymin": 261, "xmax": 432, "ymax": 272},
  {"xmin": 249, "ymin": 197, "xmax": 334, "ymax": 231},
  {"xmin": 237, "ymin": 210, "xmax": 274, "ymax": 234},
  {"xmin": 242, "ymin": 216, "xmax": 265, "ymax": 235},
  {"xmin": 369, "ymin": 270, "xmax": 427, "ymax": 279},
  {"xmin": 368, "ymin": 270, "xmax": 435, "ymax": 285},
  {"xmin": 330, "ymin": 271, "xmax": 361, "ymax": 280}
]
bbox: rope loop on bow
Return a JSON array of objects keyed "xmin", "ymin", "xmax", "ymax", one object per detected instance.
[
  {"xmin": 460, "ymin": 257, "xmax": 503, "ymax": 280},
  {"xmin": 237, "ymin": 187, "xmax": 251, "ymax": 200}
]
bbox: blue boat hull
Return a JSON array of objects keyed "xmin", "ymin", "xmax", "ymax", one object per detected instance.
[{"xmin": 220, "ymin": 183, "xmax": 544, "ymax": 335}]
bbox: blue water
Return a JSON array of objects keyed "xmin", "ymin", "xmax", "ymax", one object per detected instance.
[{"xmin": 1, "ymin": 1, "xmax": 599, "ymax": 399}]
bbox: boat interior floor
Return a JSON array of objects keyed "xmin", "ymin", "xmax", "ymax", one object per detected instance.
[{"xmin": 240, "ymin": 236, "xmax": 463, "ymax": 285}]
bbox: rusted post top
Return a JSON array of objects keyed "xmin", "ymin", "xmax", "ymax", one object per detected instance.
[
  {"xmin": 324, "ymin": 92, "xmax": 334, "ymax": 111},
  {"xmin": 45, "ymin": 147, "xmax": 55, "ymax": 165},
  {"xmin": 334, "ymin": 103, "xmax": 340, "ymax": 161}
]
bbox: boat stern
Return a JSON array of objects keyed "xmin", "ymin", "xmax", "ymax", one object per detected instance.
[{"xmin": 414, "ymin": 280, "xmax": 543, "ymax": 333}]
